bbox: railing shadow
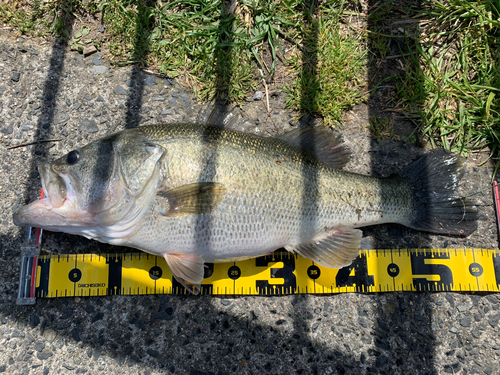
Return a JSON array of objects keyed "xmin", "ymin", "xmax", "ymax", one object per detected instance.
[
  {"xmin": 298, "ymin": 0, "xmax": 319, "ymax": 248},
  {"xmin": 364, "ymin": 0, "xmax": 436, "ymax": 373},
  {"xmin": 21, "ymin": 13, "xmax": 75, "ymax": 211},
  {"xmin": 124, "ymin": 1, "xmax": 154, "ymax": 129}
]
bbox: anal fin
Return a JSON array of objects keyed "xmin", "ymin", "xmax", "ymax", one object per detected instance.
[
  {"xmin": 286, "ymin": 228, "xmax": 362, "ymax": 268},
  {"xmin": 163, "ymin": 253, "xmax": 204, "ymax": 295}
]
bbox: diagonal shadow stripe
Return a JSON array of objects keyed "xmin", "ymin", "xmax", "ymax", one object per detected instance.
[
  {"xmin": 124, "ymin": 1, "xmax": 154, "ymax": 130},
  {"xmin": 87, "ymin": 1, "xmax": 154, "ymax": 225},
  {"xmin": 21, "ymin": 11, "xmax": 74, "ymax": 240}
]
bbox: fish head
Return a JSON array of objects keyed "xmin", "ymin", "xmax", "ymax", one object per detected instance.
[{"xmin": 13, "ymin": 130, "xmax": 165, "ymax": 233}]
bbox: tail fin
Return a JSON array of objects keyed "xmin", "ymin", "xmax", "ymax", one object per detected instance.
[{"xmin": 399, "ymin": 149, "xmax": 478, "ymax": 236}]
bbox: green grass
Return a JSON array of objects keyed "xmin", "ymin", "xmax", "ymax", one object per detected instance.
[
  {"xmin": 368, "ymin": 116, "xmax": 399, "ymax": 142},
  {"xmin": 285, "ymin": 0, "xmax": 367, "ymax": 126},
  {"xmin": 0, "ymin": 0, "xmax": 100, "ymax": 37},
  {"xmin": 397, "ymin": 0, "xmax": 500, "ymax": 167},
  {"xmin": 2, "ymin": 0, "xmax": 499, "ymax": 167},
  {"xmin": 0, "ymin": 0, "xmax": 366, "ymax": 118},
  {"xmin": 0, "ymin": 1, "xmax": 47, "ymax": 35}
]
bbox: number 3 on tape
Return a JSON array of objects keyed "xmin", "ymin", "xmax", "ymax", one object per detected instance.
[{"xmin": 255, "ymin": 253, "xmax": 297, "ymax": 294}]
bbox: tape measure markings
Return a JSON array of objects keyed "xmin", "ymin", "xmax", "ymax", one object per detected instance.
[{"xmin": 31, "ymin": 249, "xmax": 500, "ymax": 297}]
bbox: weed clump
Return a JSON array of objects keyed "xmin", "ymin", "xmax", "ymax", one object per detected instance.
[{"xmin": 398, "ymin": 0, "xmax": 500, "ymax": 166}]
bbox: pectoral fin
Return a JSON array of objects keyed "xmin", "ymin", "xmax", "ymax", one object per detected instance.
[
  {"xmin": 157, "ymin": 182, "xmax": 226, "ymax": 217},
  {"xmin": 286, "ymin": 228, "xmax": 362, "ymax": 268},
  {"xmin": 163, "ymin": 253, "xmax": 204, "ymax": 295}
]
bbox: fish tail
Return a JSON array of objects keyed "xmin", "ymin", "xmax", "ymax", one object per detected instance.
[{"xmin": 399, "ymin": 149, "xmax": 478, "ymax": 236}]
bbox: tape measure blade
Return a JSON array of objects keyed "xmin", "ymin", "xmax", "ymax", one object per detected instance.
[{"xmin": 32, "ymin": 249, "xmax": 500, "ymax": 297}]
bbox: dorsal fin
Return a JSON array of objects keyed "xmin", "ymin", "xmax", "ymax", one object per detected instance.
[
  {"xmin": 278, "ymin": 127, "xmax": 351, "ymax": 169},
  {"xmin": 197, "ymin": 104, "xmax": 350, "ymax": 168},
  {"xmin": 197, "ymin": 103, "xmax": 255, "ymax": 132}
]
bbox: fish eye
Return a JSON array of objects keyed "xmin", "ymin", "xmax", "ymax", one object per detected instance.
[{"xmin": 67, "ymin": 150, "xmax": 80, "ymax": 165}]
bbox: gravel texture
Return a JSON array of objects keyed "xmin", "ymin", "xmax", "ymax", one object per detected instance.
[{"xmin": 1, "ymin": 31, "xmax": 500, "ymax": 375}]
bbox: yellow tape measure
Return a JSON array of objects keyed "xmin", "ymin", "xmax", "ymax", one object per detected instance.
[{"xmin": 27, "ymin": 249, "xmax": 500, "ymax": 298}]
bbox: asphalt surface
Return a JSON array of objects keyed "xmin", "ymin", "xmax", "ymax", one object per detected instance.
[{"xmin": 1, "ymin": 30, "xmax": 500, "ymax": 375}]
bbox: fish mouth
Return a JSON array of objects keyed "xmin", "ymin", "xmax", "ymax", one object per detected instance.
[{"xmin": 13, "ymin": 164, "xmax": 81, "ymax": 228}]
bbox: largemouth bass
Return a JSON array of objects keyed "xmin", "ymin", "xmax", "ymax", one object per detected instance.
[{"xmin": 13, "ymin": 110, "xmax": 477, "ymax": 293}]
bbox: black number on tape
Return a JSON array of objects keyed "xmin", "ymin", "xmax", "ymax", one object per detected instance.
[
  {"xmin": 387, "ymin": 263, "xmax": 400, "ymax": 278},
  {"xmin": 255, "ymin": 252, "xmax": 297, "ymax": 294},
  {"xmin": 149, "ymin": 266, "xmax": 163, "ymax": 280},
  {"xmin": 36, "ymin": 258, "xmax": 50, "ymax": 298},
  {"xmin": 307, "ymin": 265, "xmax": 321, "ymax": 280},
  {"xmin": 68, "ymin": 268, "xmax": 82, "ymax": 283},
  {"xmin": 493, "ymin": 254, "xmax": 500, "ymax": 286},
  {"xmin": 410, "ymin": 252, "xmax": 453, "ymax": 291},
  {"xmin": 335, "ymin": 254, "xmax": 375, "ymax": 290},
  {"xmin": 228, "ymin": 265, "xmax": 241, "ymax": 280},
  {"xmin": 469, "ymin": 263, "xmax": 483, "ymax": 277},
  {"xmin": 106, "ymin": 255, "xmax": 122, "ymax": 295}
]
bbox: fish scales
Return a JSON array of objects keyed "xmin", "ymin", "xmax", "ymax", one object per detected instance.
[{"xmin": 129, "ymin": 124, "xmax": 411, "ymax": 259}]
